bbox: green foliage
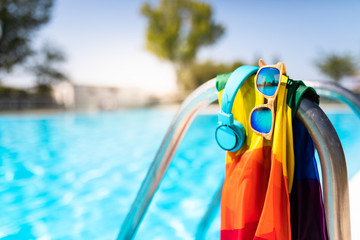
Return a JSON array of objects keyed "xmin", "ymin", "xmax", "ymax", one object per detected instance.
[
  {"xmin": 141, "ymin": 0, "xmax": 224, "ymax": 64},
  {"xmin": 30, "ymin": 43, "xmax": 68, "ymax": 90},
  {"xmin": 182, "ymin": 60, "xmax": 245, "ymax": 91},
  {"xmin": 316, "ymin": 53, "xmax": 358, "ymax": 82},
  {"xmin": 141, "ymin": 0, "xmax": 224, "ymax": 92},
  {"xmin": 0, "ymin": 0, "xmax": 54, "ymax": 72},
  {"xmin": 0, "ymin": 85, "xmax": 28, "ymax": 98}
]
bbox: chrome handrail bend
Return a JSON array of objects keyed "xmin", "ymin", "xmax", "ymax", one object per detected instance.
[
  {"xmin": 197, "ymin": 80, "xmax": 360, "ymax": 239},
  {"xmin": 304, "ymin": 80, "xmax": 360, "ymax": 118}
]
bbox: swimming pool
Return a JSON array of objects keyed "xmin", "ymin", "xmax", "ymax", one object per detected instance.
[{"xmin": 0, "ymin": 107, "xmax": 359, "ymax": 239}]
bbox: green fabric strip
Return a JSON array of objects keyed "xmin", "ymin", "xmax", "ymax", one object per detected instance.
[
  {"xmin": 286, "ymin": 79, "xmax": 320, "ymax": 118},
  {"xmin": 216, "ymin": 73, "xmax": 232, "ymax": 92},
  {"xmin": 215, "ymin": 73, "xmax": 320, "ymax": 118}
]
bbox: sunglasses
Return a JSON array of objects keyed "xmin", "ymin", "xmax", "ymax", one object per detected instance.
[{"xmin": 249, "ymin": 60, "xmax": 287, "ymax": 140}]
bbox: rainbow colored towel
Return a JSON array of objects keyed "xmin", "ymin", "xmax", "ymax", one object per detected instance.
[{"xmin": 217, "ymin": 72, "xmax": 327, "ymax": 240}]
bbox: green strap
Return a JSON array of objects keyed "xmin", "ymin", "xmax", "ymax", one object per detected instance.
[{"xmin": 286, "ymin": 79, "xmax": 320, "ymax": 118}]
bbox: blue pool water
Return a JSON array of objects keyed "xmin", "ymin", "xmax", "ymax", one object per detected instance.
[{"xmin": 0, "ymin": 108, "xmax": 359, "ymax": 240}]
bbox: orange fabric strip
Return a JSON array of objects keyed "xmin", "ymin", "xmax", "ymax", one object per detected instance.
[{"xmin": 221, "ymin": 147, "xmax": 291, "ymax": 239}]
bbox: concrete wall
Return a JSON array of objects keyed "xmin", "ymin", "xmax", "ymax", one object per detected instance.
[
  {"xmin": 0, "ymin": 83, "xmax": 160, "ymax": 111},
  {"xmin": 72, "ymin": 85, "xmax": 156, "ymax": 110}
]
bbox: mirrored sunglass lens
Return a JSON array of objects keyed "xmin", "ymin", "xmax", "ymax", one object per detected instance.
[
  {"xmin": 251, "ymin": 107, "xmax": 272, "ymax": 134},
  {"xmin": 256, "ymin": 67, "xmax": 280, "ymax": 97}
]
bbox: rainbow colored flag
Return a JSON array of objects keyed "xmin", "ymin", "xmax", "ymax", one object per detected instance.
[{"xmin": 217, "ymin": 73, "xmax": 327, "ymax": 240}]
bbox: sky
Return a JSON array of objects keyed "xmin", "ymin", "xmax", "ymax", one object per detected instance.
[{"xmin": 3, "ymin": 0, "xmax": 360, "ymax": 94}]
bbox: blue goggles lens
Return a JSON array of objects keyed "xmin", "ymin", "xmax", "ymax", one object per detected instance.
[
  {"xmin": 256, "ymin": 67, "xmax": 280, "ymax": 97},
  {"xmin": 250, "ymin": 107, "xmax": 272, "ymax": 134}
]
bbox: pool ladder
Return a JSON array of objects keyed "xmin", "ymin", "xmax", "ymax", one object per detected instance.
[{"xmin": 118, "ymin": 79, "xmax": 360, "ymax": 240}]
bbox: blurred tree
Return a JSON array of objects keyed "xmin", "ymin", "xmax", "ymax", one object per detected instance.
[
  {"xmin": 0, "ymin": 85, "xmax": 28, "ymax": 98},
  {"xmin": 141, "ymin": 0, "xmax": 224, "ymax": 92},
  {"xmin": 189, "ymin": 60, "xmax": 244, "ymax": 89},
  {"xmin": 0, "ymin": 0, "xmax": 54, "ymax": 73},
  {"xmin": 30, "ymin": 43, "xmax": 68, "ymax": 94},
  {"xmin": 316, "ymin": 53, "xmax": 358, "ymax": 82}
]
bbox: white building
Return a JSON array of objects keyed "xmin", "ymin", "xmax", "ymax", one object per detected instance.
[{"xmin": 52, "ymin": 82, "xmax": 158, "ymax": 110}]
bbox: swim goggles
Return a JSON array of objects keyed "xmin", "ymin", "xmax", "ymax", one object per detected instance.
[{"xmin": 249, "ymin": 59, "xmax": 287, "ymax": 140}]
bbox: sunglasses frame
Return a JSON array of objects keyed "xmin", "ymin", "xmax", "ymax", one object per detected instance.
[{"xmin": 249, "ymin": 60, "xmax": 287, "ymax": 140}]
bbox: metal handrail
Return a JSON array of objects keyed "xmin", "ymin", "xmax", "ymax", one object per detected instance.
[
  {"xmin": 303, "ymin": 80, "xmax": 360, "ymax": 119},
  {"xmin": 118, "ymin": 79, "xmax": 352, "ymax": 240},
  {"xmin": 196, "ymin": 80, "xmax": 360, "ymax": 239}
]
